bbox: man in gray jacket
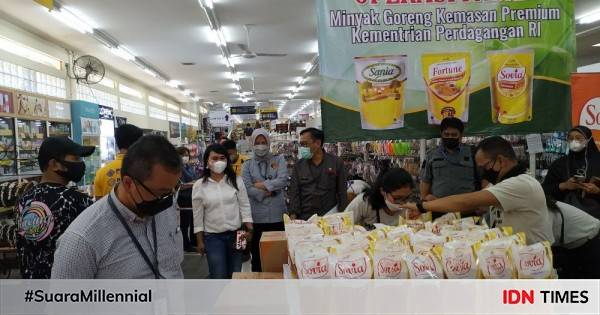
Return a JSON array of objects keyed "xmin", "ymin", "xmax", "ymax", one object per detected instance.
[{"xmin": 242, "ymin": 129, "xmax": 288, "ymax": 272}]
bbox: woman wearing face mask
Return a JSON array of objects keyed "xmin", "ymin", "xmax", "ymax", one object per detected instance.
[
  {"xmin": 192, "ymin": 144, "xmax": 253, "ymax": 279},
  {"xmin": 176, "ymin": 147, "xmax": 199, "ymax": 252},
  {"xmin": 241, "ymin": 128, "xmax": 288, "ymax": 272},
  {"xmin": 344, "ymin": 168, "xmax": 415, "ymax": 227},
  {"xmin": 543, "ymin": 126, "xmax": 600, "ymax": 219}
]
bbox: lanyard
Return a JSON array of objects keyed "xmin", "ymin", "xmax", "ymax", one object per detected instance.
[{"xmin": 108, "ymin": 195, "xmax": 163, "ymax": 279}]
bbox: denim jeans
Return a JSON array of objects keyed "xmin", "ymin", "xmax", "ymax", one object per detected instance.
[{"xmin": 204, "ymin": 231, "xmax": 243, "ymax": 279}]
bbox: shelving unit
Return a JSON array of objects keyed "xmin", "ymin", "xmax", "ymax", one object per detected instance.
[{"xmin": 16, "ymin": 119, "xmax": 46, "ymax": 175}]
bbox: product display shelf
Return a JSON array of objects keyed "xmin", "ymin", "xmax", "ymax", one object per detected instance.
[{"xmin": 0, "ymin": 117, "xmax": 16, "ymax": 177}]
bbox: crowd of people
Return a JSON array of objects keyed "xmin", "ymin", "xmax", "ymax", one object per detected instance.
[{"xmin": 11, "ymin": 119, "xmax": 600, "ymax": 280}]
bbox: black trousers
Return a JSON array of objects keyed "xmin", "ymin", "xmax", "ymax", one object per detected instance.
[
  {"xmin": 180, "ymin": 209, "xmax": 196, "ymax": 250},
  {"xmin": 251, "ymin": 222, "xmax": 285, "ymax": 272},
  {"xmin": 554, "ymin": 232, "xmax": 600, "ymax": 279}
]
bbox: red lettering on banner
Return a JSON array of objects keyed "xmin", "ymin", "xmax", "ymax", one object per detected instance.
[
  {"xmin": 503, "ymin": 290, "xmax": 535, "ymax": 304},
  {"xmin": 585, "ymin": 104, "xmax": 598, "ymax": 127}
]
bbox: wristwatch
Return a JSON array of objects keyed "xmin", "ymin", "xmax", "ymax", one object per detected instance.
[{"xmin": 416, "ymin": 201, "xmax": 427, "ymax": 213}]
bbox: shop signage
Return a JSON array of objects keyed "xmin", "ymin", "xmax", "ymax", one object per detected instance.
[
  {"xmin": 16, "ymin": 93, "xmax": 48, "ymax": 119},
  {"xmin": 276, "ymin": 123, "xmax": 289, "ymax": 133},
  {"xmin": 115, "ymin": 116, "xmax": 127, "ymax": 127},
  {"xmin": 48, "ymin": 100, "xmax": 71, "ymax": 120},
  {"xmin": 0, "ymin": 90, "xmax": 14, "ymax": 115},
  {"xmin": 230, "ymin": 106, "xmax": 256, "ymax": 115},
  {"xmin": 571, "ymin": 73, "xmax": 600, "ymax": 148},
  {"xmin": 98, "ymin": 105, "xmax": 114, "ymax": 120},
  {"xmin": 169, "ymin": 121, "xmax": 181, "ymax": 138},
  {"xmin": 316, "ymin": 0, "xmax": 575, "ymax": 142},
  {"xmin": 260, "ymin": 110, "xmax": 278, "ymax": 121},
  {"xmin": 208, "ymin": 110, "xmax": 231, "ymax": 127}
]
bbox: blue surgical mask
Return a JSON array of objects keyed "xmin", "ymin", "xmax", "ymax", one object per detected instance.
[{"xmin": 298, "ymin": 147, "xmax": 313, "ymax": 160}]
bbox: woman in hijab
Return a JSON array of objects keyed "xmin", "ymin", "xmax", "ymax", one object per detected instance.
[
  {"xmin": 543, "ymin": 126, "xmax": 600, "ymax": 219},
  {"xmin": 241, "ymin": 128, "xmax": 288, "ymax": 272}
]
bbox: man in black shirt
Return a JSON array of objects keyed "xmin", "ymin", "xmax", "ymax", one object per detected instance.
[
  {"xmin": 15, "ymin": 137, "xmax": 95, "ymax": 278},
  {"xmin": 289, "ymin": 128, "xmax": 347, "ymax": 220}
]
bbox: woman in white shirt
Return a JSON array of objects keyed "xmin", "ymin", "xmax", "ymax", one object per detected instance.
[
  {"xmin": 192, "ymin": 144, "xmax": 253, "ymax": 279},
  {"xmin": 345, "ymin": 168, "xmax": 415, "ymax": 227}
]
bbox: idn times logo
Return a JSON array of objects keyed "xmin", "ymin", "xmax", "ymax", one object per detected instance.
[{"xmin": 502, "ymin": 289, "xmax": 589, "ymax": 305}]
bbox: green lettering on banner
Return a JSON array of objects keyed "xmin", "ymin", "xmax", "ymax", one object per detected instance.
[{"xmin": 316, "ymin": 0, "xmax": 575, "ymax": 142}]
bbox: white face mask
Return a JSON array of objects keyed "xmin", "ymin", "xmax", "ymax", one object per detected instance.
[
  {"xmin": 182, "ymin": 156, "xmax": 190, "ymax": 164},
  {"xmin": 254, "ymin": 144, "xmax": 269, "ymax": 157},
  {"xmin": 384, "ymin": 199, "xmax": 405, "ymax": 212},
  {"xmin": 210, "ymin": 160, "xmax": 227, "ymax": 174},
  {"xmin": 569, "ymin": 140, "xmax": 586, "ymax": 153}
]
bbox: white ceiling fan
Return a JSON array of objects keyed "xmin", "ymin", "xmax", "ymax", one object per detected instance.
[{"xmin": 231, "ymin": 24, "xmax": 287, "ymax": 59}]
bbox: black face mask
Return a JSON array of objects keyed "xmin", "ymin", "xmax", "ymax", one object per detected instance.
[
  {"xmin": 57, "ymin": 160, "xmax": 86, "ymax": 183},
  {"xmin": 132, "ymin": 180, "xmax": 174, "ymax": 217},
  {"xmin": 134, "ymin": 194, "xmax": 174, "ymax": 217},
  {"xmin": 442, "ymin": 137, "xmax": 460, "ymax": 150},
  {"xmin": 480, "ymin": 160, "xmax": 500, "ymax": 184}
]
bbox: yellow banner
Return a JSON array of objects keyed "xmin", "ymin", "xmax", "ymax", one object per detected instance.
[{"xmin": 34, "ymin": 0, "xmax": 54, "ymax": 10}]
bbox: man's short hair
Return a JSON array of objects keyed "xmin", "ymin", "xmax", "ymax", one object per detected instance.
[
  {"xmin": 476, "ymin": 136, "xmax": 517, "ymax": 161},
  {"xmin": 115, "ymin": 124, "xmax": 143, "ymax": 150},
  {"xmin": 222, "ymin": 139, "xmax": 237, "ymax": 151},
  {"xmin": 121, "ymin": 135, "xmax": 182, "ymax": 181},
  {"xmin": 440, "ymin": 117, "xmax": 464, "ymax": 134},
  {"xmin": 300, "ymin": 128, "xmax": 325, "ymax": 147}
]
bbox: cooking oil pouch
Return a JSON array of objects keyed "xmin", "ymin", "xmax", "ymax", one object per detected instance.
[
  {"xmin": 321, "ymin": 212, "xmax": 354, "ymax": 236},
  {"xmin": 439, "ymin": 240, "xmax": 478, "ymax": 279},
  {"xmin": 410, "ymin": 231, "xmax": 445, "ymax": 255},
  {"xmin": 373, "ymin": 240, "xmax": 410, "ymax": 279},
  {"xmin": 422, "ymin": 52, "xmax": 471, "ymax": 124},
  {"xmin": 487, "ymin": 49, "xmax": 534, "ymax": 125},
  {"xmin": 512, "ymin": 242, "xmax": 553, "ymax": 279},
  {"xmin": 354, "ymin": 55, "xmax": 408, "ymax": 130},
  {"xmin": 403, "ymin": 251, "xmax": 444, "ymax": 279},
  {"xmin": 474, "ymin": 239, "xmax": 517, "ymax": 279},
  {"xmin": 295, "ymin": 245, "xmax": 333, "ymax": 279},
  {"xmin": 330, "ymin": 245, "xmax": 373, "ymax": 279}
]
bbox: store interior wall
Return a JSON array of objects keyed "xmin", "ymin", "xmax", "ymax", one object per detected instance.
[{"xmin": 0, "ymin": 15, "xmax": 198, "ymax": 133}]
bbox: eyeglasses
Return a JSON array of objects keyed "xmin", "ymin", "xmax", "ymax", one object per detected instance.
[{"xmin": 134, "ymin": 178, "xmax": 181, "ymax": 201}]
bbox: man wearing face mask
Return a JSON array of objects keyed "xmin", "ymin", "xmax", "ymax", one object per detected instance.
[
  {"xmin": 223, "ymin": 139, "xmax": 248, "ymax": 177},
  {"xmin": 420, "ymin": 118, "xmax": 481, "ymax": 215},
  {"xmin": 405, "ymin": 136, "xmax": 554, "ymax": 245},
  {"xmin": 242, "ymin": 128, "xmax": 288, "ymax": 271},
  {"xmin": 543, "ymin": 126, "xmax": 600, "ymax": 219},
  {"xmin": 16, "ymin": 137, "xmax": 95, "ymax": 278},
  {"xmin": 52, "ymin": 135, "xmax": 184, "ymax": 279},
  {"xmin": 289, "ymin": 128, "xmax": 347, "ymax": 220}
]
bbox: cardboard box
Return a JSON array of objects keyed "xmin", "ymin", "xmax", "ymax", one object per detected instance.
[
  {"xmin": 259, "ymin": 231, "xmax": 288, "ymax": 272},
  {"xmin": 232, "ymin": 272, "xmax": 284, "ymax": 279}
]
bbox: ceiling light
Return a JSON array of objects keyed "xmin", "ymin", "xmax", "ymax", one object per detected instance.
[
  {"xmin": 292, "ymin": 86, "xmax": 300, "ymax": 93},
  {"xmin": 594, "ymin": 43, "xmax": 600, "ymax": 47},
  {"xmin": 200, "ymin": 0, "xmax": 214, "ymax": 10},
  {"xmin": 0, "ymin": 36, "xmax": 62, "ymax": 70},
  {"xmin": 231, "ymin": 72, "xmax": 240, "ymax": 81},
  {"xmin": 579, "ymin": 9, "xmax": 600, "ymax": 24},
  {"xmin": 304, "ymin": 63, "xmax": 313, "ymax": 72},
  {"xmin": 211, "ymin": 29, "xmax": 227, "ymax": 47},
  {"xmin": 167, "ymin": 80, "xmax": 181, "ymax": 88},
  {"xmin": 49, "ymin": 8, "xmax": 94, "ymax": 34},
  {"xmin": 182, "ymin": 89, "xmax": 192, "ymax": 96},
  {"xmin": 110, "ymin": 46, "xmax": 135, "ymax": 61},
  {"xmin": 298, "ymin": 77, "xmax": 307, "ymax": 85}
]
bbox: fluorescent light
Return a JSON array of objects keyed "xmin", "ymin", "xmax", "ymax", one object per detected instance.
[
  {"xmin": 0, "ymin": 36, "xmax": 62, "ymax": 70},
  {"xmin": 304, "ymin": 63, "xmax": 313, "ymax": 72},
  {"xmin": 167, "ymin": 80, "xmax": 181, "ymax": 88},
  {"xmin": 594, "ymin": 43, "xmax": 600, "ymax": 47},
  {"xmin": 149, "ymin": 96, "xmax": 165, "ymax": 106},
  {"xmin": 110, "ymin": 46, "xmax": 135, "ymax": 61},
  {"xmin": 49, "ymin": 8, "xmax": 94, "ymax": 34},
  {"xmin": 143, "ymin": 68, "xmax": 158, "ymax": 78},
  {"xmin": 231, "ymin": 72, "xmax": 240, "ymax": 81},
  {"xmin": 298, "ymin": 77, "xmax": 307, "ymax": 85},
  {"xmin": 200, "ymin": 0, "xmax": 214, "ymax": 9},
  {"xmin": 211, "ymin": 29, "xmax": 226, "ymax": 47},
  {"xmin": 292, "ymin": 86, "xmax": 300, "ymax": 93},
  {"xmin": 579, "ymin": 9, "xmax": 600, "ymax": 24}
]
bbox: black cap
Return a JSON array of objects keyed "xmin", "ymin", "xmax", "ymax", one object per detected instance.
[{"xmin": 38, "ymin": 137, "xmax": 95, "ymax": 171}]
